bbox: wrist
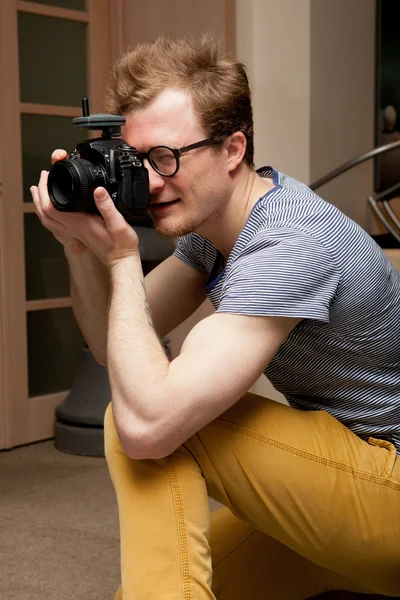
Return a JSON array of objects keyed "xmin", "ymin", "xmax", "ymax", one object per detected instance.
[
  {"xmin": 109, "ymin": 253, "xmax": 143, "ymax": 288},
  {"xmin": 64, "ymin": 246, "xmax": 106, "ymax": 274},
  {"xmin": 109, "ymin": 252, "xmax": 141, "ymax": 272}
]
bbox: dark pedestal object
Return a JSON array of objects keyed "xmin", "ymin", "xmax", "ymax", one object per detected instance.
[{"xmin": 55, "ymin": 346, "xmax": 110, "ymax": 456}]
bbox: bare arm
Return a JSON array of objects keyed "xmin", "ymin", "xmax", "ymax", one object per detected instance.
[
  {"xmin": 66, "ymin": 248, "xmax": 110, "ymax": 364},
  {"xmin": 107, "ymin": 254, "xmax": 301, "ymax": 460},
  {"xmin": 67, "ymin": 251, "xmax": 207, "ymax": 365}
]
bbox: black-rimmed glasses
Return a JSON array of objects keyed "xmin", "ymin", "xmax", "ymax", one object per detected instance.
[{"xmin": 138, "ymin": 138, "xmax": 214, "ymax": 177}]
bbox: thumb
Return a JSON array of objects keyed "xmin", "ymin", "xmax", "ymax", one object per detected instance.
[
  {"xmin": 94, "ymin": 186, "xmax": 109, "ymax": 204},
  {"xmin": 94, "ymin": 187, "xmax": 122, "ymax": 227}
]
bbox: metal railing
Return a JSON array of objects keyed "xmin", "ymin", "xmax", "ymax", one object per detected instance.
[{"xmin": 309, "ymin": 140, "xmax": 400, "ymax": 243}]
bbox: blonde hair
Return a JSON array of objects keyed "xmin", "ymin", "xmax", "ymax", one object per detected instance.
[{"xmin": 104, "ymin": 35, "xmax": 254, "ymax": 166}]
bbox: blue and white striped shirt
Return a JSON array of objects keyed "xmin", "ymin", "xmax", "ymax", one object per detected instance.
[{"xmin": 174, "ymin": 167, "xmax": 400, "ymax": 452}]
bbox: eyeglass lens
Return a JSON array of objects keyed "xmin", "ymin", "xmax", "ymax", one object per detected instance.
[{"xmin": 149, "ymin": 146, "xmax": 178, "ymax": 176}]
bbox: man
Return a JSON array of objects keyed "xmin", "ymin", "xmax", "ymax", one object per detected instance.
[{"xmin": 31, "ymin": 36, "xmax": 400, "ymax": 599}]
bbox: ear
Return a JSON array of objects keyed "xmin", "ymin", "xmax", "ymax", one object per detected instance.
[{"xmin": 226, "ymin": 132, "xmax": 247, "ymax": 172}]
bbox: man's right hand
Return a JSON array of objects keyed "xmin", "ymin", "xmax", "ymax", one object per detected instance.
[{"xmin": 30, "ymin": 149, "xmax": 88, "ymax": 256}]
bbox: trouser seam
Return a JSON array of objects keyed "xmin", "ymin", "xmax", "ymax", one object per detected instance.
[
  {"xmin": 212, "ymin": 529, "xmax": 257, "ymax": 568},
  {"xmin": 165, "ymin": 454, "xmax": 192, "ymax": 599},
  {"xmin": 213, "ymin": 420, "xmax": 400, "ymax": 490}
]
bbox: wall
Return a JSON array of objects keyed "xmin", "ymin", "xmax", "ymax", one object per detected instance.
[
  {"xmin": 236, "ymin": 0, "xmax": 312, "ymax": 183},
  {"xmin": 236, "ymin": 0, "xmax": 376, "ymax": 229},
  {"xmin": 310, "ymin": 0, "xmax": 376, "ymax": 230},
  {"xmin": 111, "ymin": 0, "xmax": 234, "ymax": 60}
]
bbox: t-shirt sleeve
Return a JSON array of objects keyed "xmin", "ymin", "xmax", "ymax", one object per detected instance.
[
  {"xmin": 173, "ymin": 233, "xmax": 217, "ymax": 275},
  {"xmin": 218, "ymin": 230, "xmax": 341, "ymax": 322}
]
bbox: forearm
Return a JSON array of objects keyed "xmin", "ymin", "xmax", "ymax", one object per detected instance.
[
  {"xmin": 66, "ymin": 248, "xmax": 110, "ymax": 365},
  {"xmin": 108, "ymin": 255, "xmax": 173, "ymax": 454},
  {"xmin": 108, "ymin": 257, "xmax": 169, "ymax": 404}
]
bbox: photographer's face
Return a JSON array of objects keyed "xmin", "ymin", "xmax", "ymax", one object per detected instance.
[{"xmin": 123, "ymin": 88, "xmax": 232, "ymax": 237}]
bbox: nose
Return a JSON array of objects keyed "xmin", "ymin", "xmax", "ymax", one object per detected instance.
[{"xmin": 144, "ymin": 159, "xmax": 166, "ymax": 194}]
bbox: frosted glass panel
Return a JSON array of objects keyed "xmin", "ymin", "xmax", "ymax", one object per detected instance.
[
  {"xmin": 18, "ymin": 12, "xmax": 87, "ymax": 106},
  {"xmin": 24, "ymin": 214, "xmax": 70, "ymax": 301},
  {"xmin": 21, "ymin": 114, "xmax": 83, "ymax": 203},
  {"xmin": 27, "ymin": 308, "xmax": 83, "ymax": 397},
  {"xmin": 27, "ymin": 0, "xmax": 86, "ymax": 9}
]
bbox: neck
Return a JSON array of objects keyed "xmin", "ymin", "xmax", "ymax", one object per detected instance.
[{"xmin": 196, "ymin": 166, "xmax": 275, "ymax": 259}]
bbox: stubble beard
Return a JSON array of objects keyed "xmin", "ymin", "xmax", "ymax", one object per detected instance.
[
  {"xmin": 148, "ymin": 190, "xmax": 227, "ymax": 238},
  {"xmin": 150, "ymin": 212, "xmax": 209, "ymax": 238}
]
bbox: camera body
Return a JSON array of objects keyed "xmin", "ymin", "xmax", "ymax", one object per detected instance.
[{"xmin": 47, "ymin": 100, "xmax": 150, "ymax": 224}]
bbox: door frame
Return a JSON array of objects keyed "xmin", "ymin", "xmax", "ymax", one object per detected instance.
[{"xmin": 0, "ymin": 0, "xmax": 111, "ymax": 449}]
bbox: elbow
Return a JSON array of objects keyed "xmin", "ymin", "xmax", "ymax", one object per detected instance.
[
  {"xmin": 121, "ymin": 436, "xmax": 170, "ymax": 461},
  {"xmin": 87, "ymin": 345, "xmax": 107, "ymax": 367},
  {"xmin": 94, "ymin": 354, "xmax": 107, "ymax": 367},
  {"xmin": 118, "ymin": 421, "xmax": 175, "ymax": 460},
  {"xmin": 121, "ymin": 439, "xmax": 155, "ymax": 461},
  {"xmin": 126, "ymin": 446, "xmax": 171, "ymax": 461}
]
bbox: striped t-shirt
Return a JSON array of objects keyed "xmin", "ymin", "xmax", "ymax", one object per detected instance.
[{"xmin": 174, "ymin": 167, "xmax": 400, "ymax": 453}]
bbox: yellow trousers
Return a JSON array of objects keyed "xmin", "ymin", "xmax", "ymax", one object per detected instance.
[{"xmin": 104, "ymin": 393, "xmax": 400, "ymax": 599}]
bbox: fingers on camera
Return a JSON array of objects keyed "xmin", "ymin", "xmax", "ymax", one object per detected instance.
[
  {"xmin": 30, "ymin": 176, "xmax": 54, "ymax": 225},
  {"xmin": 30, "ymin": 185, "xmax": 41, "ymax": 211},
  {"xmin": 39, "ymin": 169, "xmax": 48, "ymax": 183},
  {"xmin": 51, "ymin": 149, "xmax": 67, "ymax": 164}
]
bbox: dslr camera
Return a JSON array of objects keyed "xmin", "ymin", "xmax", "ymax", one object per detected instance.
[{"xmin": 47, "ymin": 99, "xmax": 150, "ymax": 224}]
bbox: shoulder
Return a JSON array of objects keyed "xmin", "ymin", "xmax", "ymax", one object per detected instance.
[
  {"xmin": 174, "ymin": 233, "xmax": 217, "ymax": 274},
  {"xmin": 241, "ymin": 168, "xmax": 365, "ymax": 264}
]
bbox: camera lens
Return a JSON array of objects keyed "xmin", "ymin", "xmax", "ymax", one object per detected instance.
[{"xmin": 48, "ymin": 158, "xmax": 107, "ymax": 212}]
